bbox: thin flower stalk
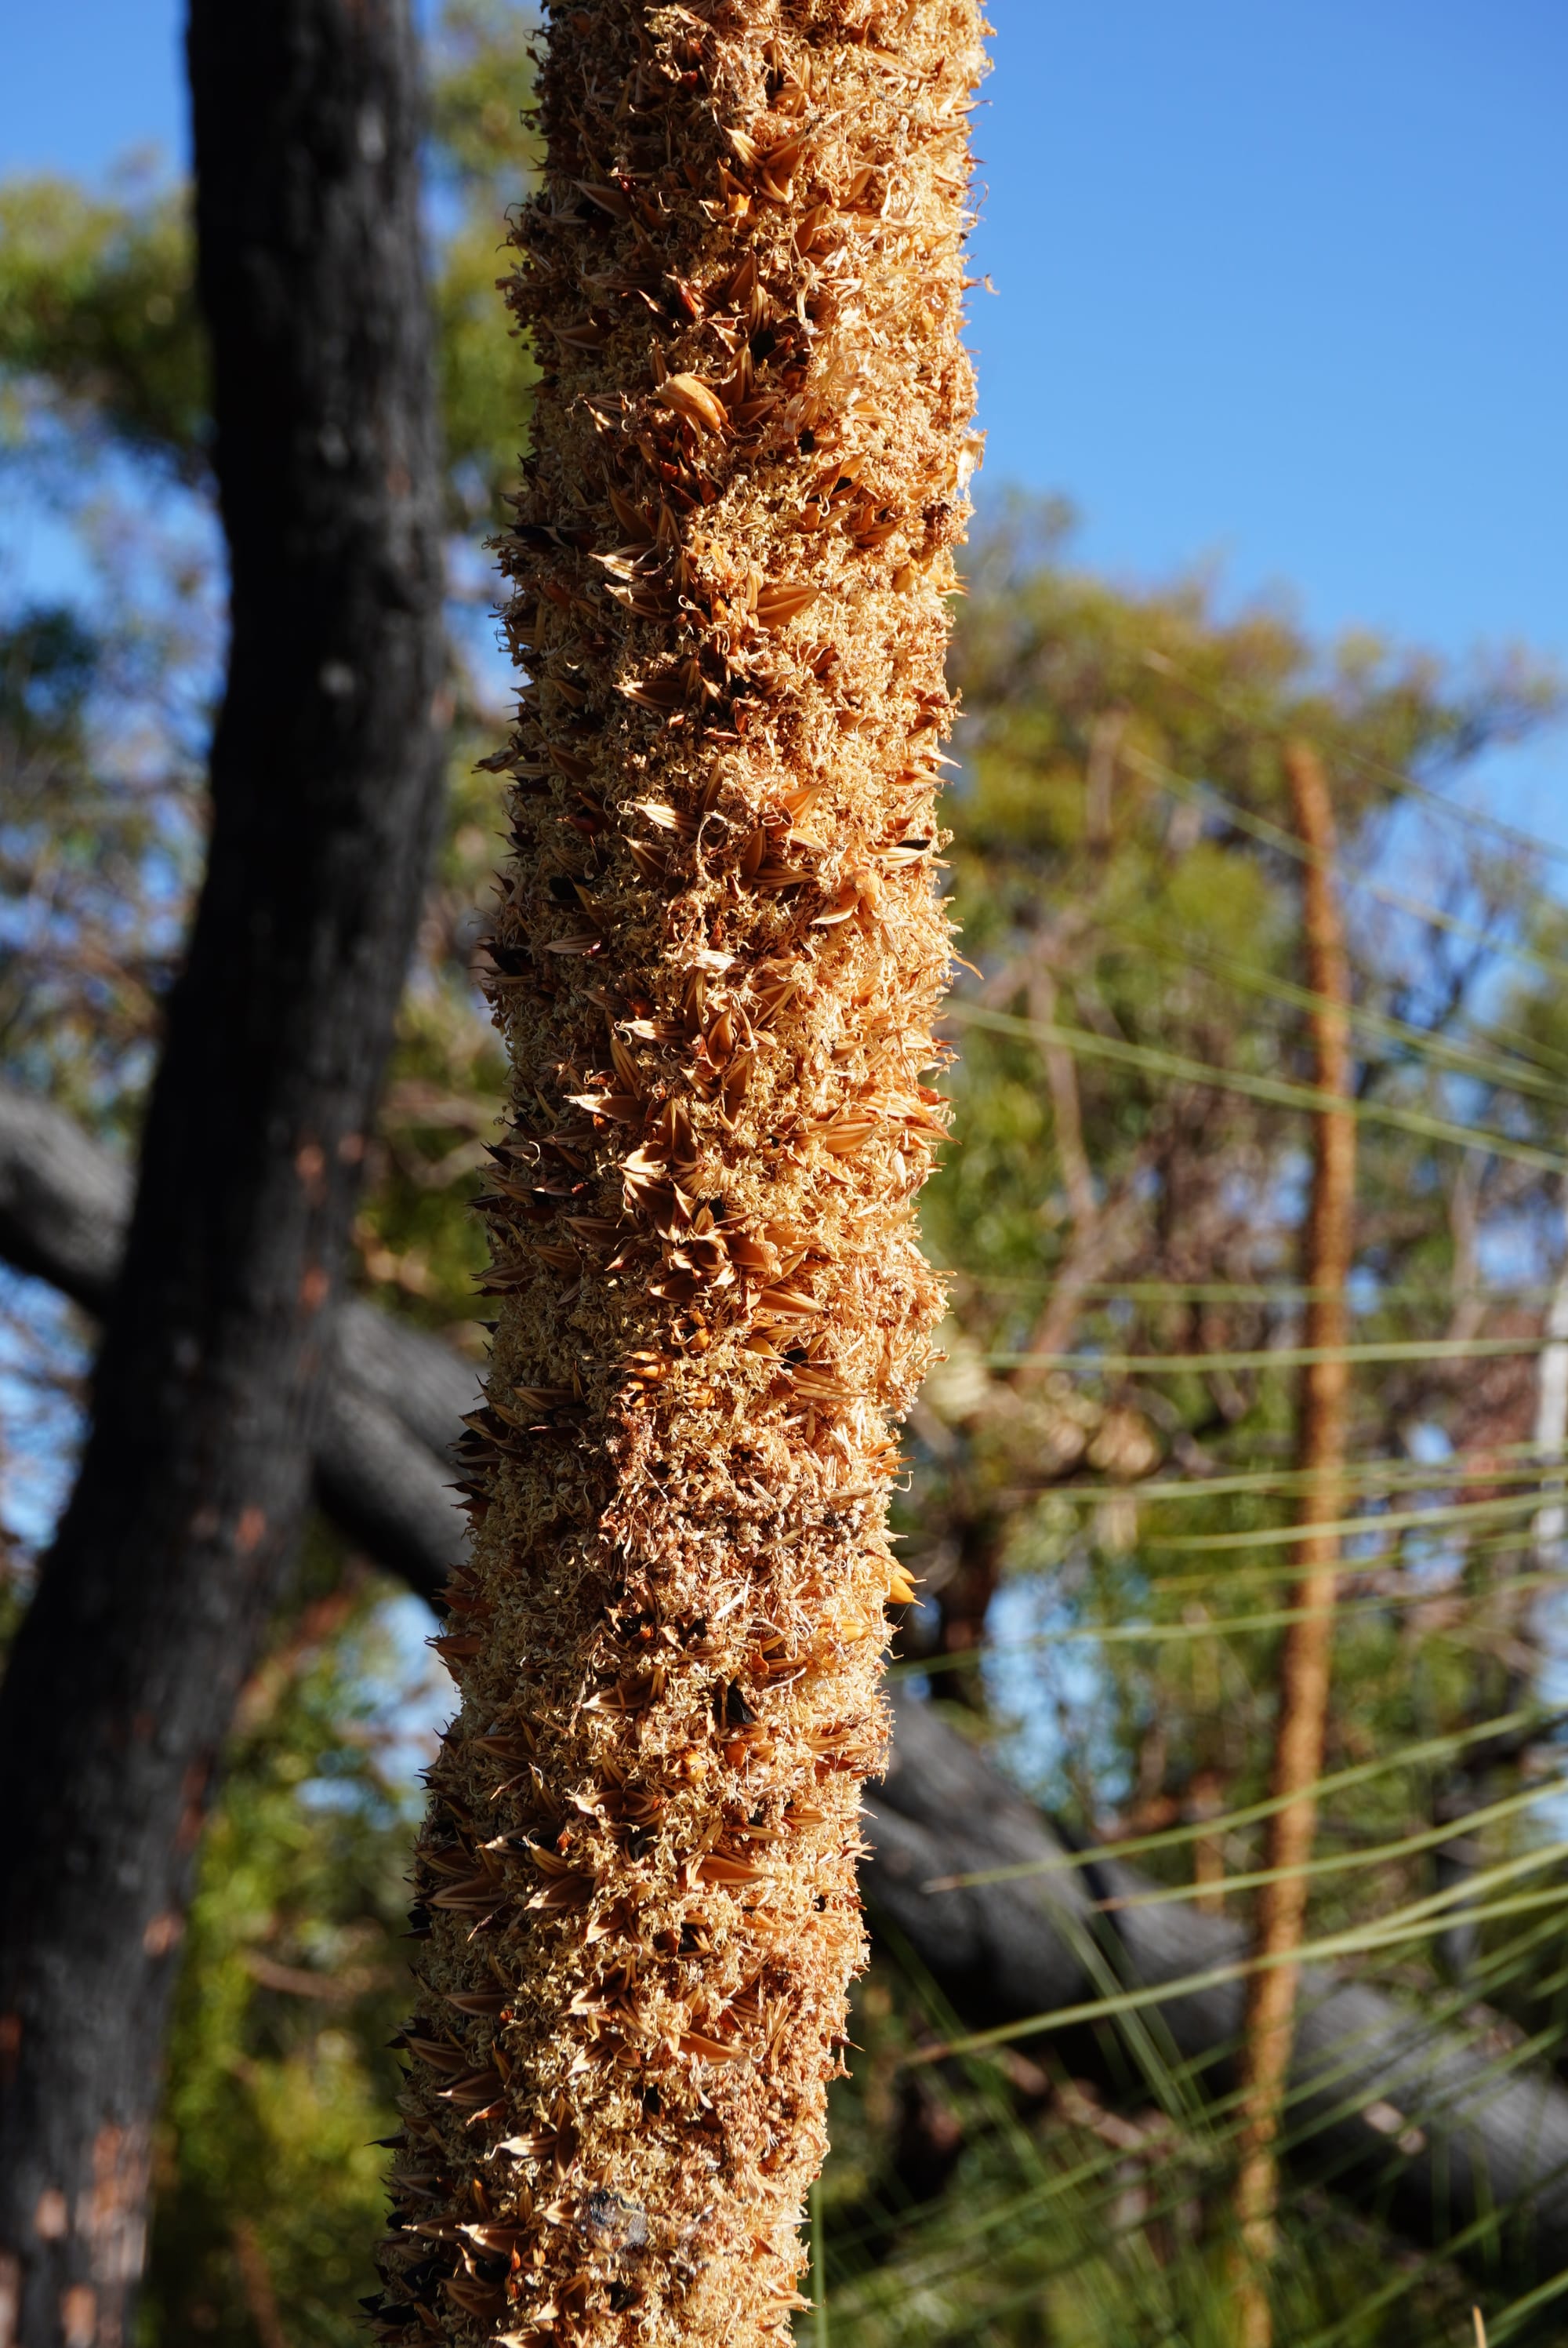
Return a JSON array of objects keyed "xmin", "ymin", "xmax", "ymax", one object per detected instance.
[{"xmin": 1232, "ymin": 738, "xmax": 1357, "ymax": 2343}]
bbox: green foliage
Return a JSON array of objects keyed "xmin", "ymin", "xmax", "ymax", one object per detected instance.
[
  {"xmin": 143, "ymin": 1560, "xmax": 429, "ymax": 2348},
  {"xmin": 429, "ymin": 0, "xmax": 540, "ymax": 202},
  {"xmin": 350, "ymin": 722, "xmax": 508, "ymax": 1336},
  {"xmin": 858, "ymin": 501, "xmax": 1568, "ymax": 2340},
  {"xmin": 914, "ymin": 507, "xmax": 1567, "ymax": 1866},
  {"xmin": 430, "ymin": 0, "xmax": 543, "ymax": 518},
  {"xmin": 436, "ymin": 222, "xmax": 538, "ymax": 521},
  {"xmin": 0, "ymin": 596, "xmax": 207, "ymax": 1123},
  {"xmin": 808, "ymin": 1957, "xmax": 1477, "ymax": 2348},
  {"xmin": 0, "ymin": 5, "xmax": 539, "ymax": 516},
  {"xmin": 0, "ymin": 174, "xmax": 207, "ymax": 473},
  {"xmin": 929, "ymin": 505, "xmax": 1559, "ymax": 1350}
]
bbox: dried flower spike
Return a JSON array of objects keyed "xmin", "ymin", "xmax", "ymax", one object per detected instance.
[{"xmin": 379, "ymin": 5, "xmax": 985, "ymax": 2345}]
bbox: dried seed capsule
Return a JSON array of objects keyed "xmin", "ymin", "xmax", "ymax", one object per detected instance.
[{"xmin": 381, "ymin": 5, "xmax": 984, "ymax": 2345}]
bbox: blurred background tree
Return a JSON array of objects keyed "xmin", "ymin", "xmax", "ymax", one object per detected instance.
[{"xmin": 5, "ymin": 7, "xmax": 1568, "ymax": 2346}]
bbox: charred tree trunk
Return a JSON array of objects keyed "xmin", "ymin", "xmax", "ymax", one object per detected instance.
[
  {"xmin": 1232, "ymin": 739, "xmax": 1357, "ymax": 2343},
  {"xmin": 376, "ymin": 10, "xmax": 985, "ymax": 2348},
  {"xmin": 0, "ymin": 6, "xmax": 445, "ymax": 2341}
]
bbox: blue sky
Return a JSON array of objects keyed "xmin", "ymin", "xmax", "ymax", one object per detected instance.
[
  {"xmin": 973, "ymin": 5, "xmax": 1568, "ymax": 658},
  {"xmin": 4, "ymin": 0, "xmax": 1566, "ymax": 831}
]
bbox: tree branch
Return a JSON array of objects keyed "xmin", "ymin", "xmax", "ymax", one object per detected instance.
[
  {"xmin": 0, "ymin": 1082, "xmax": 468, "ymax": 1605},
  {"xmin": 0, "ymin": 1082, "xmax": 131, "ymax": 1312}
]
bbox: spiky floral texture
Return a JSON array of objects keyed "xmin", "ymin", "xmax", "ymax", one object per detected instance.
[{"xmin": 377, "ymin": 5, "xmax": 984, "ymax": 2345}]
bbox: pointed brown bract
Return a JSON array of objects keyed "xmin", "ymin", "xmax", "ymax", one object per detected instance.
[{"xmin": 378, "ymin": 5, "xmax": 985, "ymax": 2345}]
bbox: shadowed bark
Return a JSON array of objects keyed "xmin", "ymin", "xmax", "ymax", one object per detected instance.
[{"xmin": 0, "ymin": 3, "xmax": 445, "ymax": 2337}]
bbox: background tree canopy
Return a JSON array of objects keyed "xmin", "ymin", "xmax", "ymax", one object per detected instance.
[{"xmin": 4, "ymin": 6, "xmax": 1568, "ymax": 2345}]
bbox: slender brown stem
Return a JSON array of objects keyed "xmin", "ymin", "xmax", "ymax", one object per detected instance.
[
  {"xmin": 1231, "ymin": 740, "xmax": 1356, "ymax": 2343},
  {"xmin": 1084, "ymin": 708, "xmax": 1125, "ymax": 852},
  {"xmin": 231, "ymin": 2222, "xmax": 290, "ymax": 2348}
]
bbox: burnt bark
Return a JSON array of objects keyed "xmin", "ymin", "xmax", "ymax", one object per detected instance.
[
  {"xmin": 0, "ymin": 5, "xmax": 445, "ymax": 2339},
  {"xmin": 4, "ymin": 1086, "xmax": 1568, "ymax": 2282}
]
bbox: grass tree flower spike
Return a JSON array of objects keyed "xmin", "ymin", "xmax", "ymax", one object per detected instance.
[{"xmin": 379, "ymin": 5, "xmax": 985, "ymax": 2343}]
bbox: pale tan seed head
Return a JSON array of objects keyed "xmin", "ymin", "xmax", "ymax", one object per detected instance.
[{"xmin": 378, "ymin": 7, "xmax": 986, "ymax": 2346}]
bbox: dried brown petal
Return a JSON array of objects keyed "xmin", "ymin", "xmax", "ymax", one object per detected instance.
[{"xmin": 658, "ymin": 374, "xmax": 728, "ymax": 437}]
